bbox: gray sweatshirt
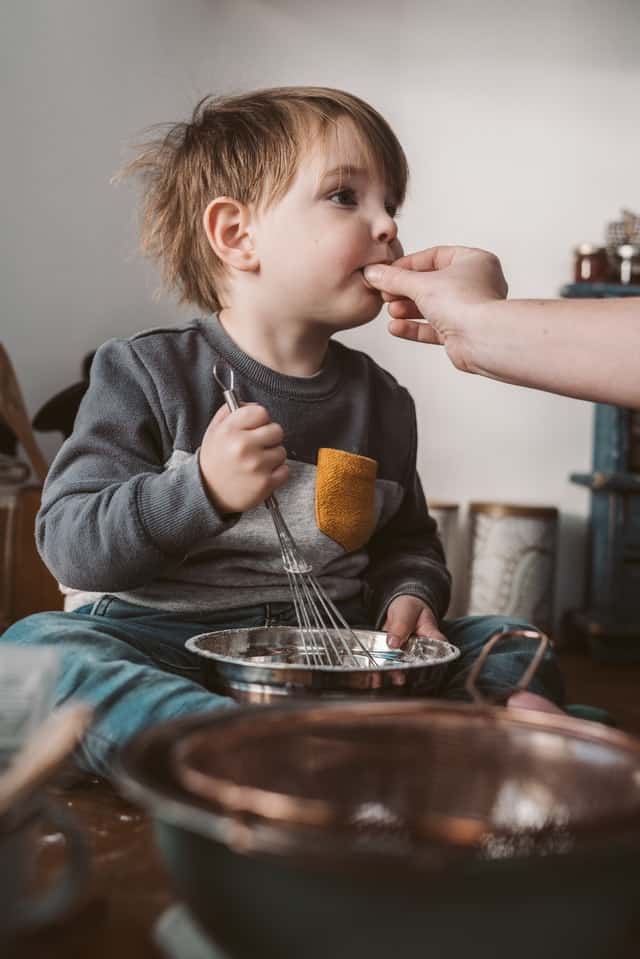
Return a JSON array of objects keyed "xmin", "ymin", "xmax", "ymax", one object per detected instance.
[{"xmin": 37, "ymin": 318, "xmax": 451, "ymax": 626}]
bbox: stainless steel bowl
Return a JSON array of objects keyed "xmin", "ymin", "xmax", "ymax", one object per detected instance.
[{"xmin": 186, "ymin": 627, "xmax": 459, "ymax": 703}]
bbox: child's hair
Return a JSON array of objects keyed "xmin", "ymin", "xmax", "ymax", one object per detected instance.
[{"xmin": 118, "ymin": 86, "xmax": 408, "ymax": 313}]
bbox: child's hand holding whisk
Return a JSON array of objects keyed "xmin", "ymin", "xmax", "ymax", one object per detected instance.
[{"xmin": 199, "ymin": 403, "xmax": 289, "ymax": 514}]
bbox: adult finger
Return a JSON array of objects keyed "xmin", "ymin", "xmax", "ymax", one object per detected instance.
[
  {"xmin": 386, "ymin": 297, "xmax": 423, "ymax": 318},
  {"xmin": 391, "ymin": 245, "xmax": 476, "ymax": 273},
  {"xmin": 363, "ymin": 262, "xmax": 430, "ymax": 306},
  {"xmin": 388, "ymin": 318, "xmax": 442, "ymax": 345}
]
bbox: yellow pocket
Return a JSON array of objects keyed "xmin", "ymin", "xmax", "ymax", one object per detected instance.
[{"xmin": 315, "ymin": 448, "xmax": 378, "ymax": 552}]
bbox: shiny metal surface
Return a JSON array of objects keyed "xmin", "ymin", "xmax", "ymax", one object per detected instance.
[
  {"xmin": 175, "ymin": 700, "xmax": 640, "ymax": 857},
  {"xmin": 212, "ymin": 361, "xmax": 378, "ymax": 668},
  {"xmin": 120, "ymin": 701, "xmax": 640, "ymax": 870},
  {"xmin": 117, "ymin": 707, "xmax": 640, "ymax": 959},
  {"xmin": 186, "ymin": 627, "xmax": 459, "ymax": 702}
]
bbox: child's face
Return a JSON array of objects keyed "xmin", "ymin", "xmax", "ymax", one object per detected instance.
[{"xmin": 251, "ymin": 120, "xmax": 402, "ymax": 332}]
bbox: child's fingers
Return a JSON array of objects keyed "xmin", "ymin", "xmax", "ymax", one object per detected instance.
[
  {"xmin": 261, "ymin": 446, "xmax": 287, "ymax": 470},
  {"xmin": 269, "ymin": 462, "xmax": 290, "ymax": 489},
  {"xmin": 415, "ymin": 607, "xmax": 447, "ymax": 644},
  {"xmin": 384, "ymin": 609, "xmax": 417, "ymax": 649},
  {"xmin": 246, "ymin": 422, "xmax": 285, "ymax": 449},
  {"xmin": 223, "ymin": 403, "xmax": 272, "ymax": 430},
  {"xmin": 212, "ymin": 403, "xmax": 232, "ymax": 424}
]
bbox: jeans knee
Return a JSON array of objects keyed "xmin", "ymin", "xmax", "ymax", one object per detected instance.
[
  {"xmin": 444, "ymin": 614, "xmax": 537, "ymax": 651},
  {"xmin": 1, "ymin": 611, "xmax": 71, "ymax": 645},
  {"xmin": 477, "ymin": 615, "xmax": 536, "ymax": 634}
]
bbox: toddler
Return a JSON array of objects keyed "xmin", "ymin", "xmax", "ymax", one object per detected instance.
[{"xmin": 2, "ymin": 87, "xmax": 563, "ymax": 777}]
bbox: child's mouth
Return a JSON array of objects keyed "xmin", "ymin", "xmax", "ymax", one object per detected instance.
[{"xmin": 358, "ymin": 268, "xmax": 374, "ymax": 291}]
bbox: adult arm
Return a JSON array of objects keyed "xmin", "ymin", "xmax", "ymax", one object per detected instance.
[{"xmin": 364, "ymin": 247, "xmax": 640, "ymax": 409}]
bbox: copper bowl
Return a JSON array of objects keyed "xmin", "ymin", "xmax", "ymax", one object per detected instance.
[
  {"xmin": 172, "ymin": 698, "xmax": 640, "ymax": 860},
  {"xmin": 118, "ymin": 701, "xmax": 640, "ymax": 959},
  {"xmin": 117, "ymin": 629, "xmax": 640, "ymax": 957}
]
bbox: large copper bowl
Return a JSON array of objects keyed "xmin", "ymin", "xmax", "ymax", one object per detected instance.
[{"xmin": 119, "ymin": 698, "xmax": 640, "ymax": 959}]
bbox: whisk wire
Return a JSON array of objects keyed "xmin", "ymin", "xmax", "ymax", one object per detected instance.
[{"xmin": 214, "ymin": 362, "xmax": 379, "ymax": 668}]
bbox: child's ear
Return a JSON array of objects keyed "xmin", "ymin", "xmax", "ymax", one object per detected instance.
[{"xmin": 203, "ymin": 197, "xmax": 259, "ymax": 272}]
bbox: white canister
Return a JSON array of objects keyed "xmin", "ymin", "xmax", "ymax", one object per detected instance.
[
  {"xmin": 428, "ymin": 501, "xmax": 459, "ymax": 565},
  {"xmin": 467, "ymin": 503, "xmax": 558, "ymax": 633}
]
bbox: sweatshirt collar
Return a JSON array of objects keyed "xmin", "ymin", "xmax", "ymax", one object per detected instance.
[{"xmin": 199, "ymin": 316, "xmax": 344, "ymax": 400}]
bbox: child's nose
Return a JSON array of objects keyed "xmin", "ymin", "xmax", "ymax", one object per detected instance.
[{"xmin": 374, "ymin": 211, "xmax": 398, "ymax": 245}]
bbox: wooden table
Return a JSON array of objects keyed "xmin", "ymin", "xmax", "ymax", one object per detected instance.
[{"xmin": 11, "ymin": 778, "xmax": 171, "ymax": 959}]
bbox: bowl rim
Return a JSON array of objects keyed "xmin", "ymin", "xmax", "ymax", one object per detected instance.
[
  {"xmin": 185, "ymin": 626, "xmax": 460, "ymax": 674},
  {"xmin": 116, "ymin": 702, "xmax": 640, "ymax": 873}
]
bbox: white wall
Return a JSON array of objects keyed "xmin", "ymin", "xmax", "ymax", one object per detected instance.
[{"xmin": 3, "ymin": 0, "xmax": 639, "ymax": 624}]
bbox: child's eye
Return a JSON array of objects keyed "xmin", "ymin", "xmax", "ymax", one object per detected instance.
[
  {"xmin": 328, "ymin": 188, "xmax": 357, "ymax": 207},
  {"xmin": 385, "ymin": 202, "xmax": 398, "ymax": 218}
]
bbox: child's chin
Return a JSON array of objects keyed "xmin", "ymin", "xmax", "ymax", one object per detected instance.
[
  {"xmin": 357, "ymin": 289, "xmax": 384, "ymax": 321},
  {"xmin": 336, "ymin": 303, "xmax": 382, "ymax": 331}
]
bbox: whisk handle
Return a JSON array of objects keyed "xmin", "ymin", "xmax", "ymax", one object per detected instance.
[
  {"xmin": 213, "ymin": 362, "xmax": 242, "ymax": 413},
  {"xmin": 221, "ymin": 388, "xmax": 241, "ymax": 413},
  {"xmin": 214, "ymin": 363, "xmax": 279, "ymax": 511}
]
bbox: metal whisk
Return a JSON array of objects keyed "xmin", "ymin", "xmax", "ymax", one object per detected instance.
[{"xmin": 213, "ymin": 363, "xmax": 378, "ymax": 668}]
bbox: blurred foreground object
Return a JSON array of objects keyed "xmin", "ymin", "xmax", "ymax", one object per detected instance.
[
  {"xmin": 0, "ymin": 704, "xmax": 92, "ymax": 816},
  {"xmin": 0, "ymin": 678, "xmax": 91, "ymax": 942},
  {"xmin": 0, "ymin": 645, "xmax": 60, "ymax": 770}
]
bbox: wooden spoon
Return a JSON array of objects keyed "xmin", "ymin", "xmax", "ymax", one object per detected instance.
[
  {"xmin": 0, "ymin": 704, "xmax": 92, "ymax": 817},
  {"xmin": 0, "ymin": 342, "xmax": 49, "ymax": 483}
]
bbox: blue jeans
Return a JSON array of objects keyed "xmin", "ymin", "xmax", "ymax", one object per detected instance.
[{"xmin": 1, "ymin": 596, "xmax": 563, "ymax": 779}]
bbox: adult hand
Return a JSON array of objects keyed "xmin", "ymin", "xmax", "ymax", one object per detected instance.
[
  {"xmin": 199, "ymin": 403, "xmax": 289, "ymax": 514},
  {"xmin": 363, "ymin": 246, "xmax": 508, "ymax": 370},
  {"xmin": 382, "ymin": 595, "xmax": 446, "ymax": 650},
  {"xmin": 365, "ymin": 245, "xmax": 640, "ymax": 408}
]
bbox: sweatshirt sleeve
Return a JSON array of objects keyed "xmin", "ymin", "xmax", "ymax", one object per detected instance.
[
  {"xmin": 364, "ymin": 396, "xmax": 451, "ymax": 628},
  {"xmin": 36, "ymin": 338, "xmax": 237, "ymax": 591}
]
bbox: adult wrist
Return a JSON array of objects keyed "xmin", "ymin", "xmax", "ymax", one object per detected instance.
[{"xmin": 455, "ymin": 299, "xmax": 504, "ymax": 377}]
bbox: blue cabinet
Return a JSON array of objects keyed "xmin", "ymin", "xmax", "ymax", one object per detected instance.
[{"xmin": 563, "ymin": 283, "xmax": 640, "ymax": 661}]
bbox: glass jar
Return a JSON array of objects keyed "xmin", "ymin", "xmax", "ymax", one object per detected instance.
[
  {"xmin": 613, "ymin": 244, "xmax": 640, "ymax": 285},
  {"xmin": 573, "ymin": 244, "xmax": 608, "ymax": 283}
]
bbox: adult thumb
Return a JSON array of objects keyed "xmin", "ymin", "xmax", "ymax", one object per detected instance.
[{"xmin": 363, "ymin": 263, "xmax": 426, "ymax": 303}]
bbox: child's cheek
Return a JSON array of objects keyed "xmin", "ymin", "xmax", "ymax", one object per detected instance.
[{"xmin": 338, "ymin": 227, "xmax": 369, "ymax": 266}]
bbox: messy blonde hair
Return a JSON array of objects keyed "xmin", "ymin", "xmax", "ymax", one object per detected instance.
[{"xmin": 118, "ymin": 86, "xmax": 408, "ymax": 313}]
